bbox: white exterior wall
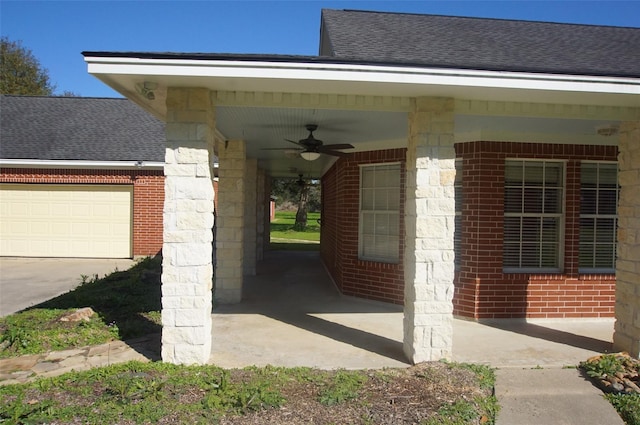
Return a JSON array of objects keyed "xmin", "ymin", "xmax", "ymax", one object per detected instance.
[{"xmin": 403, "ymin": 97, "xmax": 456, "ymax": 363}]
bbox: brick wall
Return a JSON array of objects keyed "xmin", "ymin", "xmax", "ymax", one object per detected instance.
[
  {"xmin": 0, "ymin": 168, "xmax": 164, "ymax": 257},
  {"xmin": 454, "ymin": 141, "xmax": 617, "ymax": 319},
  {"xmin": 321, "ymin": 149, "xmax": 406, "ymax": 304}
]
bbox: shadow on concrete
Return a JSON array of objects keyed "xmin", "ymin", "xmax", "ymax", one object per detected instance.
[
  {"xmin": 213, "ymin": 249, "xmax": 407, "ymax": 366},
  {"xmin": 480, "ymin": 320, "xmax": 613, "ymax": 353}
]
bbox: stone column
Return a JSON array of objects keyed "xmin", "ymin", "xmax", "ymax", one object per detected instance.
[
  {"xmin": 243, "ymin": 159, "xmax": 258, "ymax": 275},
  {"xmin": 215, "ymin": 139, "xmax": 246, "ymax": 303},
  {"xmin": 403, "ymin": 97, "xmax": 456, "ymax": 363},
  {"xmin": 256, "ymin": 167, "xmax": 266, "ymax": 261},
  {"xmin": 614, "ymin": 120, "xmax": 640, "ymax": 357},
  {"xmin": 162, "ymin": 87, "xmax": 215, "ymax": 365}
]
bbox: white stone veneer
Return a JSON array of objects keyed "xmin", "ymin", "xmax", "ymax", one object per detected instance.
[
  {"xmin": 161, "ymin": 87, "xmax": 215, "ymax": 365},
  {"xmin": 403, "ymin": 97, "xmax": 456, "ymax": 363},
  {"xmin": 614, "ymin": 120, "xmax": 640, "ymax": 358}
]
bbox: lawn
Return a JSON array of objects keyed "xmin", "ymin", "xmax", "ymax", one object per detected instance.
[
  {"xmin": 270, "ymin": 211, "xmax": 320, "ymax": 243},
  {"xmin": 0, "ymin": 360, "xmax": 498, "ymax": 424}
]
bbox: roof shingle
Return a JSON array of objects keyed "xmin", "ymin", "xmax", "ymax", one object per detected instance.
[
  {"xmin": 0, "ymin": 95, "xmax": 165, "ymax": 162},
  {"xmin": 320, "ymin": 9, "xmax": 640, "ymax": 78}
]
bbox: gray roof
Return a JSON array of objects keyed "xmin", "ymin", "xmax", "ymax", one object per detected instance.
[
  {"xmin": 320, "ymin": 9, "xmax": 640, "ymax": 78},
  {"xmin": 0, "ymin": 95, "xmax": 165, "ymax": 162}
]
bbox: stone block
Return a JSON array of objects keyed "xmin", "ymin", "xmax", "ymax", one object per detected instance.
[
  {"xmin": 176, "ymin": 212, "xmax": 214, "ymax": 230},
  {"xmin": 174, "ymin": 344, "xmax": 209, "ymax": 365},
  {"xmin": 175, "ymin": 308, "xmax": 209, "ymax": 327},
  {"xmin": 175, "ymin": 243, "xmax": 212, "ymax": 266}
]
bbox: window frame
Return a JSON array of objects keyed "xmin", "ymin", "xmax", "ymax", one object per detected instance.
[
  {"xmin": 503, "ymin": 159, "xmax": 566, "ymax": 274},
  {"xmin": 358, "ymin": 162, "xmax": 401, "ymax": 263},
  {"xmin": 578, "ymin": 160, "xmax": 619, "ymax": 274}
]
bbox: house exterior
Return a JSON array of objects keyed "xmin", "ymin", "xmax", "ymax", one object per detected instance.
[
  {"xmin": 0, "ymin": 95, "xmax": 166, "ymax": 258},
  {"xmin": 82, "ymin": 9, "xmax": 639, "ymax": 365}
]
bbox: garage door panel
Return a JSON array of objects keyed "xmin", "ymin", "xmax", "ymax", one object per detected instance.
[{"xmin": 0, "ymin": 184, "xmax": 132, "ymax": 258}]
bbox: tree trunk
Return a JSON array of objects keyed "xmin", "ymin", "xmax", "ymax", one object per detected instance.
[{"xmin": 294, "ymin": 184, "xmax": 309, "ymax": 230}]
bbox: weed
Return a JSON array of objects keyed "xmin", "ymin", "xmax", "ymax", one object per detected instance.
[
  {"xmin": 580, "ymin": 353, "xmax": 625, "ymax": 379},
  {"xmin": 318, "ymin": 369, "xmax": 367, "ymax": 406},
  {"xmin": 424, "ymin": 399, "xmax": 479, "ymax": 425},
  {"xmin": 605, "ymin": 393, "xmax": 640, "ymax": 425}
]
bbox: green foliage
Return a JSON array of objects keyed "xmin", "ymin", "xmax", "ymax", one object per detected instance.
[
  {"xmin": 318, "ymin": 369, "xmax": 367, "ymax": 406},
  {"xmin": 605, "ymin": 393, "xmax": 640, "ymax": 425},
  {"xmin": 0, "ymin": 257, "xmax": 162, "ymax": 358},
  {"xmin": 580, "ymin": 353, "xmax": 626, "ymax": 378},
  {"xmin": 424, "ymin": 399, "xmax": 479, "ymax": 425},
  {"xmin": 452, "ymin": 362, "xmax": 497, "ymax": 390},
  {"xmin": 271, "ymin": 177, "xmax": 321, "ymax": 212},
  {"xmin": 0, "ymin": 37, "xmax": 55, "ymax": 95}
]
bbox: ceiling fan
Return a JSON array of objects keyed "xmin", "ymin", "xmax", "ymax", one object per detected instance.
[{"xmin": 264, "ymin": 124, "xmax": 354, "ymax": 161}]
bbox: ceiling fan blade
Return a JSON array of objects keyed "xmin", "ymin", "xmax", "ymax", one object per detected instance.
[
  {"xmin": 321, "ymin": 143, "xmax": 354, "ymax": 150},
  {"xmin": 285, "ymin": 138, "xmax": 304, "ymax": 147},
  {"xmin": 320, "ymin": 149, "xmax": 349, "ymax": 157},
  {"xmin": 260, "ymin": 147, "xmax": 303, "ymax": 151}
]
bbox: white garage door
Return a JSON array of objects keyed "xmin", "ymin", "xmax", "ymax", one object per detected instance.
[{"xmin": 0, "ymin": 184, "xmax": 132, "ymax": 258}]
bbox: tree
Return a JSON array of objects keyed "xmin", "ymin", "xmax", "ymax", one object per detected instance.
[
  {"xmin": 271, "ymin": 176, "xmax": 321, "ymax": 230},
  {"xmin": 0, "ymin": 37, "xmax": 55, "ymax": 95}
]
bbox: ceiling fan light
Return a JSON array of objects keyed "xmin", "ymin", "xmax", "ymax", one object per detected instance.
[{"xmin": 300, "ymin": 151, "xmax": 321, "ymax": 161}]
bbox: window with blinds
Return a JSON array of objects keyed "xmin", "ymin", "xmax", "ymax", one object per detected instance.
[
  {"xmin": 503, "ymin": 160, "xmax": 564, "ymax": 272},
  {"xmin": 359, "ymin": 163, "xmax": 401, "ymax": 263},
  {"xmin": 579, "ymin": 162, "xmax": 618, "ymax": 272}
]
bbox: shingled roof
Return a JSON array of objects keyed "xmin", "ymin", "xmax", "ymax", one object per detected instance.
[
  {"xmin": 319, "ymin": 9, "xmax": 640, "ymax": 78},
  {"xmin": 0, "ymin": 95, "xmax": 165, "ymax": 162}
]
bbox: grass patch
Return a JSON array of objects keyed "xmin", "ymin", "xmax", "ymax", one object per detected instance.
[
  {"xmin": 270, "ymin": 211, "xmax": 320, "ymax": 242},
  {"xmin": 0, "ymin": 257, "xmax": 161, "ymax": 358},
  {"xmin": 0, "ymin": 361, "xmax": 497, "ymax": 424}
]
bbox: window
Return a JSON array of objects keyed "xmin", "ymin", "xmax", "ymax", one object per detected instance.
[
  {"xmin": 579, "ymin": 162, "xmax": 618, "ymax": 272},
  {"xmin": 454, "ymin": 159, "xmax": 462, "ymax": 269},
  {"xmin": 359, "ymin": 163, "xmax": 401, "ymax": 262},
  {"xmin": 503, "ymin": 160, "xmax": 564, "ymax": 272}
]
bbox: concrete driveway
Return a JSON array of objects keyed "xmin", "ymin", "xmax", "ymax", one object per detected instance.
[{"xmin": 0, "ymin": 257, "xmax": 135, "ymax": 316}]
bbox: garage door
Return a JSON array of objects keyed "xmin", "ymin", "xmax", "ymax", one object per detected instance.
[{"xmin": 0, "ymin": 184, "xmax": 132, "ymax": 258}]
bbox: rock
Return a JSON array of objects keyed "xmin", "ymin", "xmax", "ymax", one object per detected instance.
[{"xmin": 59, "ymin": 307, "xmax": 95, "ymax": 322}]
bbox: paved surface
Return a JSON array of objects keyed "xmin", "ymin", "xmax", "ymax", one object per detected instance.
[
  {"xmin": 0, "ymin": 257, "xmax": 135, "ymax": 316},
  {"xmin": 495, "ymin": 368, "xmax": 625, "ymax": 425},
  {"xmin": 0, "ymin": 250, "xmax": 625, "ymax": 423}
]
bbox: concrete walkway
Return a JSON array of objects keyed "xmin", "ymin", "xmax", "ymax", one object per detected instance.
[
  {"xmin": 0, "ymin": 257, "xmax": 136, "ymax": 316},
  {"xmin": 0, "ymin": 250, "xmax": 625, "ymax": 423}
]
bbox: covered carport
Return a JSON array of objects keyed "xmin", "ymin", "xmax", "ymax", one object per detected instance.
[{"xmin": 82, "ymin": 52, "xmax": 639, "ymax": 365}]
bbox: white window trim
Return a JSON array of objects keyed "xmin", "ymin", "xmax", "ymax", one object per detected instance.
[
  {"xmin": 578, "ymin": 160, "xmax": 618, "ymax": 274},
  {"xmin": 358, "ymin": 162, "xmax": 401, "ymax": 264},
  {"xmin": 503, "ymin": 158, "xmax": 566, "ymax": 274}
]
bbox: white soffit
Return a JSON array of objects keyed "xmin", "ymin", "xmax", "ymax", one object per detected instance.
[{"xmin": 85, "ymin": 57, "xmax": 640, "ymax": 109}]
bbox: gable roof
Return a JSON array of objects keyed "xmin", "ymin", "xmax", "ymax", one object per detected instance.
[
  {"xmin": 319, "ymin": 9, "xmax": 640, "ymax": 78},
  {"xmin": 0, "ymin": 95, "xmax": 165, "ymax": 162}
]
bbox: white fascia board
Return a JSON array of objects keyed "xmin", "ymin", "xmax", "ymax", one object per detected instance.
[
  {"xmin": 0, "ymin": 159, "xmax": 165, "ymax": 170},
  {"xmin": 85, "ymin": 56, "xmax": 640, "ymax": 97}
]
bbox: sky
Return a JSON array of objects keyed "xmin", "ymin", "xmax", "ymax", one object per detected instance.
[{"xmin": 2, "ymin": 0, "xmax": 639, "ymax": 98}]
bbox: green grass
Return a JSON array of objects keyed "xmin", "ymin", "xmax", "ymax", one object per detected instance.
[
  {"xmin": 270, "ymin": 211, "xmax": 321, "ymax": 243},
  {"xmin": 0, "ymin": 361, "xmax": 497, "ymax": 424},
  {"xmin": 0, "ymin": 257, "xmax": 162, "ymax": 358}
]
